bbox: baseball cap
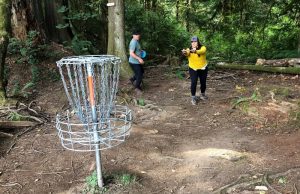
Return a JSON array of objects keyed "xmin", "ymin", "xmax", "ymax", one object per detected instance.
[
  {"xmin": 132, "ymin": 29, "xmax": 141, "ymax": 35},
  {"xmin": 191, "ymin": 36, "xmax": 198, "ymax": 42}
]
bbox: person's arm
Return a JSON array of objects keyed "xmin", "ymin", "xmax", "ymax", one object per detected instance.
[
  {"xmin": 196, "ymin": 46, "xmax": 206, "ymax": 55},
  {"xmin": 130, "ymin": 49, "xmax": 144, "ymax": 64},
  {"xmin": 129, "ymin": 40, "xmax": 144, "ymax": 64},
  {"xmin": 182, "ymin": 48, "xmax": 190, "ymax": 56}
]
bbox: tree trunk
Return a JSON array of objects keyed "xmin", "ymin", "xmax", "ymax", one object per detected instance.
[
  {"xmin": 11, "ymin": 0, "xmax": 72, "ymax": 42},
  {"xmin": 176, "ymin": 0, "xmax": 179, "ymax": 21},
  {"xmin": 152, "ymin": 0, "xmax": 157, "ymax": 10},
  {"xmin": 0, "ymin": 0, "xmax": 11, "ymax": 101},
  {"xmin": 31, "ymin": 0, "xmax": 47, "ymax": 41},
  {"xmin": 11, "ymin": 0, "xmax": 46, "ymax": 40},
  {"xmin": 185, "ymin": 0, "xmax": 191, "ymax": 32},
  {"xmin": 107, "ymin": 0, "xmax": 115, "ymax": 55},
  {"xmin": 11, "ymin": 0, "xmax": 28, "ymax": 40},
  {"xmin": 107, "ymin": 0, "xmax": 133, "ymax": 79},
  {"xmin": 44, "ymin": 0, "xmax": 72, "ymax": 43}
]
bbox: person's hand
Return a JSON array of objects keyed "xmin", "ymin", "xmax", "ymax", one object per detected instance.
[
  {"xmin": 138, "ymin": 58, "xmax": 144, "ymax": 64},
  {"xmin": 182, "ymin": 48, "xmax": 189, "ymax": 56},
  {"xmin": 190, "ymin": 48, "xmax": 196, "ymax": 53}
]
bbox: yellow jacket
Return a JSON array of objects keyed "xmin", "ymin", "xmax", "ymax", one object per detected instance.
[{"xmin": 185, "ymin": 46, "xmax": 207, "ymax": 70}]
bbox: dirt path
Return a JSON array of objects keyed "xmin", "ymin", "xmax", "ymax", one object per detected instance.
[{"xmin": 0, "ymin": 66, "xmax": 300, "ymax": 194}]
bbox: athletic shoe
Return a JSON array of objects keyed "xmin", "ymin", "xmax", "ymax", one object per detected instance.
[
  {"xmin": 199, "ymin": 93, "xmax": 208, "ymax": 100},
  {"xmin": 135, "ymin": 88, "xmax": 143, "ymax": 95},
  {"xmin": 129, "ymin": 78, "xmax": 135, "ymax": 86},
  {"xmin": 191, "ymin": 96, "xmax": 197, "ymax": 105}
]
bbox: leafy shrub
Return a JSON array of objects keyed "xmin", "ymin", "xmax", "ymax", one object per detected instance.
[
  {"xmin": 125, "ymin": 3, "xmax": 189, "ymax": 56},
  {"xmin": 11, "ymin": 81, "xmax": 35, "ymax": 98},
  {"xmin": 115, "ymin": 173, "xmax": 137, "ymax": 186},
  {"xmin": 8, "ymin": 31, "xmax": 47, "ymax": 65},
  {"xmin": 7, "ymin": 38, "xmax": 21, "ymax": 55},
  {"xmin": 8, "ymin": 31, "xmax": 47, "ymax": 88},
  {"xmin": 56, "ymin": 2, "xmax": 105, "ymax": 54},
  {"xmin": 68, "ymin": 35, "xmax": 93, "ymax": 55},
  {"xmin": 84, "ymin": 171, "xmax": 101, "ymax": 193}
]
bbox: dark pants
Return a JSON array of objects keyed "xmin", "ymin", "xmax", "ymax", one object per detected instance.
[
  {"xmin": 129, "ymin": 63, "xmax": 144, "ymax": 90},
  {"xmin": 189, "ymin": 67, "xmax": 208, "ymax": 96}
]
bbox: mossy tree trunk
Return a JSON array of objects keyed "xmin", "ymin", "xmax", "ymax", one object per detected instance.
[
  {"xmin": 0, "ymin": 0, "xmax": 11, "ymax": 102},
  {"xmin": 215, "ymin": 64, "xmax": 300, "ymax": 75},
  {"xmin": 107, "ymin": 0, "xmax": 133, "ymax": 79}
]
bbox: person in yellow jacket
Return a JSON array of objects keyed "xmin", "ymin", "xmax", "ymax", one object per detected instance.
[{"xmin": 182, "ymin": 36, "xmax": 208, "ymax": 105}]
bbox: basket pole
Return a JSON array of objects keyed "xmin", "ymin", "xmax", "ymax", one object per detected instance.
[{"xmin": 87, "ymin": 63, "xmax": 104, "ymax": 187}]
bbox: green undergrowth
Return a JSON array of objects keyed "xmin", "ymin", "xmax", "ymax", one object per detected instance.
[
  {"xmin": 232, "ymin": 89, "xmax": 262, "ymax": 112},
  {"xmin": 83, "ymin": 171, "xmax": 138, "ymax": 194}
]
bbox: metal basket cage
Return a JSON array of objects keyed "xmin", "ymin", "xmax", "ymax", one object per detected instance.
[
  {"xmin": 57, "ymin": 55, "xmax": 121, "ymax": 122},
  {"xmin": 56, "ymin": 105, "xmax": 132, "ymax": 152},
  {"xmin": 55, "ymin": 55, "xmax": 132, "ymax": 187}
]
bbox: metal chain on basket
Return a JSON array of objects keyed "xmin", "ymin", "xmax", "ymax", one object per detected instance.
[{"xmin": 56, "ymin": 55, "xmax": 130, "ymax": 151}]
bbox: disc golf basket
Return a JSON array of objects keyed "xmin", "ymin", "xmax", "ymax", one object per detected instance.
[{"xmin": 55, "ymin": 55, "xmax": 132, "ymax": 187}]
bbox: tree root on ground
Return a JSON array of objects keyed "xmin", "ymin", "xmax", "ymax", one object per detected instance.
[
  {"xmin": 0, "ymin": 101, "xmax": 49, "ymax": 155},
  {"xmin": 212, "ymin": 174, "xmax": 262, "ymax": 194},
  {"xmin": 213, "ymin": 167, "xmax": 300, "ymax": 194},
  {"xmin": 263, "ymin": 174, "xmax": 281, "ymax": 194},
  {"xmin": 0, "ymin": 101, "xmax": 48, "ymax": 126},
  {"xmin": 6, "ymin": 123, "xmax": 43, "ymax": 155},
  {"xmin": 0, "ymin": 131, "xmax": 13, "ymax": 137},
  {"xmin": 294, "ymin": 183, "xmax": 298, "ymax": 194},
  {"xmin": 0, "ymin": 182, "xmax": 22, "ymax": 188}
]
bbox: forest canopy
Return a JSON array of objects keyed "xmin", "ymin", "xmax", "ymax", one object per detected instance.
[
  {"xmin": 7, "ymin": 0, "xmax": 300, "ymax": 64},
  {"xmin": 124, "ymin": 0, "xmax": 300, "ymax": 63}
]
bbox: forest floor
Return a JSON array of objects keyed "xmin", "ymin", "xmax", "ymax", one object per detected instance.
[{"xmin": 0, "ymin": 59, "xmax": 300, "ymax": 194}]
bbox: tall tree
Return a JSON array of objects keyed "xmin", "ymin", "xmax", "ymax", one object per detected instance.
[
  {"xmin": 185, "ymin": 0, "xmax": 192, "ymax": 32},
  {"xmin": 0, "ymin": 0, "xmax": 10, "ymax": 100},
  {"xmin": 107, "ymin": 0, "xmax": 133, "ymax": 79},
  {"xmin": 44, "ymin": 0, "xmax": 72, "ymax": 42},
  {"xmin": 176, "ymin": 0, "xmax": 180, "ymax": 21},
  {"xmin": 11, "ymin": 0, "xmax": 72, "ymax": 42},
  {"xmin": 11, "ymin": 0, "xmax": 28, "ymax": 40},
  {"xmin": 107, "ymin": 0, "xmax": 115, "ymax": 55}
]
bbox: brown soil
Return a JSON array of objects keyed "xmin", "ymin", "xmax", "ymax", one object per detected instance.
[{"xmin": 0, "ymin": 62, "xmax": 300, "ymax": 194}]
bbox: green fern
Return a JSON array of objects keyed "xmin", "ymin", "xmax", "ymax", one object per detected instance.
[
  {"xmin": 232, "ymin": 89, "xmax": 261, "ymax": 109},
  {"xmin": 8, "ymin": 112, "xmax": 23, "ymax": 121},
  {"xmin": 175, "ymin": 70, "xmax": 184, "ymax": 80}
]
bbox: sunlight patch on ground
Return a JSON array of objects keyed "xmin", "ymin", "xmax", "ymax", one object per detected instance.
[
  {"xmin": 257, "ymin": 101, "xmax": 298, "ymax": 122},
  {"xmin": 131, "ymin": 126, "xmax": 161, "ymax": 135},
  {"xmin": 183, "ymin": 148, "xmax": 247, "ymax": 162},
  {"xmin": 263, "ymin": 101, "xmax": 298, "ymax": 114}
]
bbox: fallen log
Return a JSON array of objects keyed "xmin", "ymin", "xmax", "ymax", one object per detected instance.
[
  {"xmin": 256, "ymin": 58, "xmax": 300, "ymax": 67},
  {"xmin": 0, "ymin": 131, "xmax": 13, "ymax": 137},
  {"xmin": 215, "ymin": 64, "xmax": 300, "ymax": 74},
  {"xmin": 0, "ymin": 121, "xmax": 36, "ymax": 129}
]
